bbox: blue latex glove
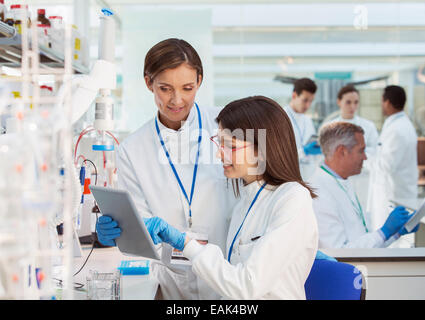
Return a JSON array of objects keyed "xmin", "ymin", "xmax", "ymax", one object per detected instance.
[
  {"xmin": 303, "ymin": 141, "xmax": 322, "ymax": 155},
  {"xmin": 96, "ymin": 215, "xmax": 121, "ymax": 247},
  {"xmin": 398, "ymin": 212, "xmax": 420, "ymax": 236},
  {"xmin": 399, "ymin": 224, "xmax": 420, "ymax": 236},
  {"xmin": 143, "ymin": 217, "xmax": 186, "ymax": 251},
  {"xmin": 315, "ymin": 250, "xmax": 337, "ymax": 262},
  {"xmin": 380, "ymin": 206, "xmax": 410, "ymax": 240}
]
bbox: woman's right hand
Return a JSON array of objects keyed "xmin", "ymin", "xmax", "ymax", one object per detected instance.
[{"xmin": 96, "ymin": 215, "xmax": 122, "ymax": 246}]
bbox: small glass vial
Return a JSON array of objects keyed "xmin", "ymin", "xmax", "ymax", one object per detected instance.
[
  {"xmin": 48, "ymin": 15, "xmax": 63, "ymax": 29},
  {"xmin": 10, "ymin": 4, "xmax": 30, "ymax": 28},
  {"xmin": 37, "ymin": 9, "xmax": 50, "ymax": 26},
  {"xmin": 13, "ymin": 19, "xmax": 21, "ymax": 34}
]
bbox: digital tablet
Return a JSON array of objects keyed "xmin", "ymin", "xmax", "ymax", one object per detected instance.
[
  {"xmin": 403, "ymin": 199, "xmax": 425, "ymax": 233},
  {"xmin": 89, "ymin": 186, "xmax": 160, "ymax": 260}
]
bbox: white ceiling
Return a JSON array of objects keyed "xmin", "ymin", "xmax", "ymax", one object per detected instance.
[{"xmin": 22, "ymin": 1, "xmax": 425, "ymax": 103}]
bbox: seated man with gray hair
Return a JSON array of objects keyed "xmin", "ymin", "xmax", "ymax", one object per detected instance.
[{"xmin": 309, "ymin": 121, "xmax": 418, "ymax": 248}]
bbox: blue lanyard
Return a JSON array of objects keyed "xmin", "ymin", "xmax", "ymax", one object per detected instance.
[
  {"xmin": 154, "ymin": 103, "xmax": 202, "ymax": 229},
  {"xmin": 227, "ymin": 182, "xmax": 267, "ymax": 262},
  {"xmin": 286, "ymin": 107, "xmax": 305, "ymax": 145}
]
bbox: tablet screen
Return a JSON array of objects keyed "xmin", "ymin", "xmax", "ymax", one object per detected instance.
[{"xmin": 89, "ymin": 186, "xmax": 161, "ymax": 260}]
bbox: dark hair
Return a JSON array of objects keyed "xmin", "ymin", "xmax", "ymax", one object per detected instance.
[
  {"xmin": 216, "ymin": 96, "xmax": 317, "ymax": 198},
  {"xmin": 383, "ymin": 85, "xmax": 406, "ymax": 110},
  {"xmin": 293, "ymin": 78, "xmax": 317, "ymax": 95},
  {"xmin": 337, "ymin": 85, "xmax": 359, "ymax": 100},
  {"xmin": 144, "ymin": 38, "xmax": 203, "ymax": 84}
]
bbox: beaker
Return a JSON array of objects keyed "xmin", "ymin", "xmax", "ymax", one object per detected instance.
[{"xmin": 86, "ymin": 270, "xmax": 120, "ymax": 300}]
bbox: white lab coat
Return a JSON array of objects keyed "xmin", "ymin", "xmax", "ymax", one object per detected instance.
[
  {"xmin": 182, "ymin": 181, "xmax": 318, "ymax": 300},
  {"xmin": 322, "ymin": 115, "xmax": 379, "ymax": 210},
  {"xmin": 310, "ymin": 165, "xmax": 397, "ymax": 248},
  {"xmin": 283, "ymin": 106, "xmax": 320, "ymax": 180},
  {"xmin": 367, "ymin": 111, "xmax": 418, "ymax": 231},
  {"xmin": 116, "ymin": 105, "xmax": 236, "ymax": 300}
]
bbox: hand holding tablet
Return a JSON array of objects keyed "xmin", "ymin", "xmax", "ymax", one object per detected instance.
[{"xmin": 90, "ymin": 186, "xmax": 161, "ymax": 260}]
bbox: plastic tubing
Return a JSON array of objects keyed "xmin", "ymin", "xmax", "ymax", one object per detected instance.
[
  {"xmin": 105, "ymin": 130, "xmax": 119, "ymax": 145},
  {"xmin": 73, "ymin": 127, "xmax": 95, "ymax": 165},
  {"xmin": 74, "ymin": 128, "xmax": 120, "ymax": 174},
  {"xmin": 105, "ymin": 130, "xmax": 119, "ymax": 174},
  {"xmin": 77, "ymin": 154, "xmax": 86, "ymax": 162}
]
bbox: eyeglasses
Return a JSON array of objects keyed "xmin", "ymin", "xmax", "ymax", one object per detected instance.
[{"xmin": 210, "ymin": 135, "xmax": 250, "ymax": 155}]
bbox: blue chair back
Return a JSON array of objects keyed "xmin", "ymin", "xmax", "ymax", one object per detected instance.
[{"xmin": 305, "ymin": 259, "xmax": 365, "ymax": 300}]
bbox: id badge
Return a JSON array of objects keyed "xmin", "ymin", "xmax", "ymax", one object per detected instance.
[{"xmin": 170, "ymin": 228, "xmax": 208, "ymax": 266}]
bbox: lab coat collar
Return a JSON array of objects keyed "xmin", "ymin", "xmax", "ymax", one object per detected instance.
[
  {"xmin": 240, "ymin": 179, "xmax": 268, "ymax": 198},
  {"xmin": 286, "ymin": 105, "xmax": 301, "ymax": 118},
  {"xmin": 320, "ymin": 163, "xmax": 353, "ymax": 193},
  {"xmin": 321, "ymin": 162, "xmax": 344, "ymax": 180},
  {"xmin": 337, "ymin": 115, "xmax": 358, "ymax": 124},
  {"xmin": 156, "ymin": 103, "xmax": 198, "ymax": 134},
  {"xmin": 383, "ymin": 111, "xmax": 405, "ymax": 130}
]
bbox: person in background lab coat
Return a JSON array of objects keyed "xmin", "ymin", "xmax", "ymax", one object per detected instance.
[
  {"xmin": 367, "ymin": 85, "xmax": 419, "ymax": 236},
  {"xmin": 96, "ymin": 38, "xmax": 236, "ymax": 300},
  {"xmin": 320, "ymin": 85, "xmax": 379, "ymax": 210},
  {"xmin": 322, "ymin": 85, "xmax": 379, "ymax": 158},
  {"xmin": 310, "ymin": 122, "xmax": 418, "ymax": 248},
  {"xmin": 142, "ymin": 96, "xmax": 319, "ymax": 300},
  {"xmin": 283, "ymin": 78, "xmax": 320, "ymax": 180}
]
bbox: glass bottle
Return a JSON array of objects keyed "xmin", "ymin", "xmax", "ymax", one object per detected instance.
[
  {"xmin": 37, "ymin": 9, "xmax": 50, "ymax": 26},
  {"xmin": 0, "ymin": 0, "xmax": 6, "ymax": 22},
  {"xmin": 4, "ymin": 11, "xmax": 14, "ymax": 26}
]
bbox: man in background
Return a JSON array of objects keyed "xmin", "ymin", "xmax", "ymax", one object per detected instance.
[
  {"xmin": 367, "ymin": 85, "xmax": 418, "ymax": 244},
  {"xmin": 283, "ymin": 78, "xmax": 320, "ymax": 179},
  {"xmin": 310, "ymin": 121, "xmax": 418, "ymax": 248}
]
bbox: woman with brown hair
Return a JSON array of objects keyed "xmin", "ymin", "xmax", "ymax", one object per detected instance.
[
  {"xmin": 95, "ymin": 38, "xmax": 236, "ymax": 300},
  {"xmin": 322, "ymin": 85, "xmax": 378, "ymax": 158},
  {"xmin": 144, "ymin": 96, "xmax": 319, "ymax": 299}
]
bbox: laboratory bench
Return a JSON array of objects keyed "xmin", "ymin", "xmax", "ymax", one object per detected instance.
[
  {"xmin": 72, "ymin": 244, "xmax": 425, "ymax": 300},
  {"xmin": 322, "ymin": 247, "xmax": 425, "ymax": 300},
  {"xmin": 73, "ymin": 246, "xmax": 159, "ymax": 300}
]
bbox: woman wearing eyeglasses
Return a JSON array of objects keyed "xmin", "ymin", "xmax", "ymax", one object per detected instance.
[
  {"xmin": 143, "ymin": 96, "xmax": 319, "ymax": 300},
  {"xmin": 95, "ymin": 38, "xmax": 236, "ymax": 300}
]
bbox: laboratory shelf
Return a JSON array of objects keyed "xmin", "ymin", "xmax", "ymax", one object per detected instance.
[{"xmin": 0, "ymin": 21, "xmax": 89, "ymax": 74}]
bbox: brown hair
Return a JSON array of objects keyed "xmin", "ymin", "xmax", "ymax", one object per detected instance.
[
  {"xmin": 216, "ymin": 96, "xmax": 317, "ymax": 198},
  {"xmin": 144, "ymin": 38, "xmax": 203, "ymax": 84},
  {"xmin": 293, "ymin": 78, "xmax": 317, "ymax": 95},
  {"xmin": 337, "ymin": 85, "xmax": 359, "ymax": 100}
]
